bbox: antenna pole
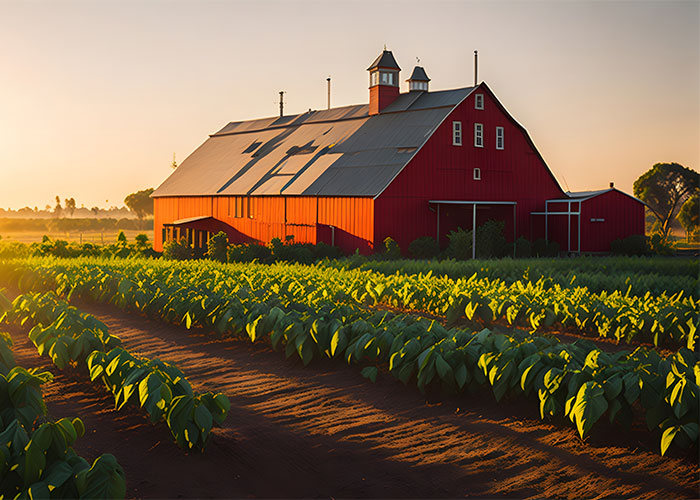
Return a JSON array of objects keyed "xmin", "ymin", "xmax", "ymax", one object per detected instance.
[
  {"xmin": 474, "ymin": 50, "xmax": 478, "ymax": 86},
  {"xmin": 327, "ymin": 76, "xmax": 331, "ymax": 110},
  {"xmin": 279, "ymin": 90, "xmax": 285, "ymax": 117}
]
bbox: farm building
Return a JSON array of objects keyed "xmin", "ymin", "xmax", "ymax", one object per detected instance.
[{"xmin": 152, "ymin": 49, "xmax": 645, "ymax": 254}]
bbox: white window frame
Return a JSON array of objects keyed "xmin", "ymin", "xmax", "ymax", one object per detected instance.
[
  {"xmin": 475, "ymin": 94, "xmax": 484, "ymax": 110},
  {"xmin": 473, "ymin": 168, "xmax": 481, "ymax": 180},
  {"xmin": 496, "ymin": 127, "xmax": 504, "ymax": 150},
  {"xmin": 474, "ymin": 123, "xmax": 483, "ymax": 147},
  {"xmin": 452, "ymin": 121, "xmax": 462, "ymax": 146}
]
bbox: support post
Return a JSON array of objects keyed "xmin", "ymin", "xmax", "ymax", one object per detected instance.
[
  {"xmin": 436, "ymin": 203, "xmax": 440, "ymax": 245},
  {"xmin": 578, "ymin": 201, "xmax": 582, "ymax": 253},
  {"xmin": 513, "ymin": 204, "xmax": 516, "ymax": 258},
  {"xmin": 567, "ymin": 201, "xmax": 571, "ymax": 253},
  {"xmin": 472, "ymin": 203, "xmax": 476, "ymax": 260},
  {"xmin": 544, "ymin": 201, "xmax": 549, "ymax": 241}
]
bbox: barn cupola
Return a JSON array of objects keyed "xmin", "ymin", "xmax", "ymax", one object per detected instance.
[
  {"xmin": 407, "ymin": 65, "xmax": 430, "ymax": 92},
  {"xmin": 367, "ymin": 48, "xmax": 401, "ymax": 115}
]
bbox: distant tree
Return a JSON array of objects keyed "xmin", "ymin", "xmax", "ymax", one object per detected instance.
[
  {"xmin": 677, "ymin": 193, "xmax": 699, "ymax": 242},
  {"xmin": 64, "ymin": 197, "xmax": 76, "ymax": 217},
  {"xmin": 124, "ymin": 188, "xmax": 154, "ymax": 220},
  {"xmin": 91, "ymin": 206, "xmax": 100, "ymax": 217},
  {"xmin": 54, "ymin": 196, "xmax": 62, "ymax": 218},
  {"xmin": 633, "ymin": 163, "xmax": 699, "ymax": 239}
]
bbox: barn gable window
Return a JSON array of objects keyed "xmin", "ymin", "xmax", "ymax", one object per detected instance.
[
  {"xmin": 247, "ymin": 197, "xmax": 255, "ymax": 218},
  {"xmin": 474, "ymin": 123, "xmax": 483, "ymax": 147},
  {"xmin": 473, "ymin": 168, "xmax": 481, "ymax": 180},
  {"xmin": 452, "ymin": 121, "xmax": 462, "ymax": 146},
  {"xmin": 496, "ymin": 127, "xmax": 504, "ymax": 150},
  {"xmin": 475, "ymin": 94, "xmax": 484, "ymax": 110}
]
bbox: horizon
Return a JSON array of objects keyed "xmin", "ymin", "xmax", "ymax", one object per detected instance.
[{"xmin": 1, "ymin": 0, "xmax": 698, "ymax": 210}]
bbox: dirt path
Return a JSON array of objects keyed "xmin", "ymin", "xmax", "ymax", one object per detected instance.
[{"xmin": 7, "ymin": 302, "xmax": 699, "ymax": 499}]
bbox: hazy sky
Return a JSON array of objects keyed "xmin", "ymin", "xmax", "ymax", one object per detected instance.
[{"xmin": 0, "ymin": 0, "xmax": 698, "ymax": 210}]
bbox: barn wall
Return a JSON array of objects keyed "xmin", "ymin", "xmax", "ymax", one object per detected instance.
[
  {"xmin": 153, "ymin": 195, "xmax": 373, "ymax": 253},
  {"xmin": 375, "ymin": 85, "xmax": 565, "ymax": 250},
  {"xmin": 580, "ymin": 191, "xmax": 645, "ymax": 252}
]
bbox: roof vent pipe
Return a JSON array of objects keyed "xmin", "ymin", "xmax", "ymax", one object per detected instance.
[
  {"xmin": 474, "ymin": 50, "xmax": 478, "ymax": 86},
  {"xmin": 610, "ymin": 182, "xmax": 614, "ymax": 188},
  {"xmin": 327, "ymin": 76, "xmax": 331, "ymax": 110},
  {"xmin": 279, "ymin": 90, "xmax": 285, "ymax": 117}
]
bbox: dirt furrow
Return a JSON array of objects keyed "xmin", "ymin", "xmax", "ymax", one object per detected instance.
[{"xmin": 6, "ymin": 299, "xmax": 699, "ymax": 499}]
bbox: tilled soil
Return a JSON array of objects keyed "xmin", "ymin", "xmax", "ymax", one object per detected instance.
[{"xmin": 6, "ymin": 302, "xmax": 699, "ymax": 499}]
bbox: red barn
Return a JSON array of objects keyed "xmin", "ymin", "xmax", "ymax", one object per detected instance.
[{"xmin": 152, "ymin": 49, "xmax": 645, "ymax": 255}]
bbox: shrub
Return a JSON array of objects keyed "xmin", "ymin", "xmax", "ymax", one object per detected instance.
[
  {"xmin": 408, "ymin": 236, "xmax": 440, "ymax": 259},
  {"xmin": 206, "ymin": 231, "xmax": 229, "ymax": 262},
  {"xmin": 514, "ymin": 237, "xmax": 532, "ymax": 258},
  {"xmin": 648, "ymin": 233, "xmax": 674, "ymax": 255},
  {"xmin": 382, "ymin": 237, "xmax": 401, "ymax": 259},
  {"xmin": 163, "ymin": 238, "xmax": 193, "ymax": 260},
  {"xmin": 313, "ymin": 242, "xmax": 342, "ymax": 260},
  {"xmin": 475, "ymin": 220, "xmax": 509, "ymax": 258},
  {"xmin": 532, "ymin": 238, "xmax": 559, "ymax": 257},
  {"xmin": 117, "ymin": 231, "xmax": 127, "ymax": 243},
  {"xmin": 227, "ymin": 243, "xmax": 272, "ymax": 263},
  {"xmin": 446, "ymin": 227, "xmax": 473, "ymax": 260},
  {"xmin": 270, "ymin": 238, "xmax": 315, "ymax": 264},
  {"xmin": 610, "ymin": 234, "xmax": 648, "ymax": 256}
]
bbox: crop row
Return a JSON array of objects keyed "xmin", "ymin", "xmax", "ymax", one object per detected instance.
[
  {"xmin": 0, "ymin": 300, "xmax": 126, "ymax": 498},
  {"xmin": 2, "ymin": 258, "xmax": 697, "ymax": 455},
  {"xmin": 334, "ymin": 255, "xmax": 699, "ymax": 298},
  {"xmin": 2, "ymin": 257, "xmax": 696, "ymax": 349},
  {"xmin": 6, "ymin": 291, "xmax": 230, "ymax": 452}
]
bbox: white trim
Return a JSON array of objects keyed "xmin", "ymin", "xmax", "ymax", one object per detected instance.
[
  {"xmin": 452, "ymin": 121, "xmax": 462, "ymax": 146},
  {"xmin": 474, "ymin": 123, "xmax": 483, "ymax": 147},
  {"xmin": 473, "ymin": 167, "xmax": 481, "ymax": 180},
  {"xmin": 475, "ymin": 93, "xmax": 484, "ymax": 110},
  {"xmin": 496, "ymin": 126, "xmax": 504, "ymax": 150}
]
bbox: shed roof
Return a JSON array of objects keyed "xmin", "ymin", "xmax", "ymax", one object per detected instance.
[{"xmin": 152, "ymin": 86, "xmax": 475, "ymax": 198}]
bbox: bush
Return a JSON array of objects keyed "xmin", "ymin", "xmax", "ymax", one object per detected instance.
[
  {"xmin": 514, "ymin": 237, "xmax": 532, "ymax": 258},
  {"xmin": 532, "ymin": 238, "xmax": 559, "ymax": 257},
  {"xmin": 312, "ymin": 242, "xmax": 342, "ymax": 260},
  {"xmin": 270, "ymin": 238, "xmax": 315, "ymax": 264},
  {"xmin": 381, "ymin": 237, "xmax": 401, "ymax": 259},
  {"xmin": 475, "ymin": 220, "xmax": 509, "ymax": 258},
  {"xmin": 206, "ymin": 231, "xmax": 229, "ymax": 262},
  {"xmin": 648, "ymin": 233, "xmax": 674, "ymax": 256},
  {"xmin": 408, "ymin": 236, "xmax": 440, "ymax": 259},
  {"xmin": 163, "ymin": 237, "xmax": 193, "ymax": 260},
  {"xmin": 446, "ymin": 227, "xmax": 473, "ymax": 260},
  {"xmin": 227, "ymin": 243, "xmax": 272, "ymax": 263},
  {"xmin": 611, "ymin": 234, "xmax": 648, "ymax": 256}
]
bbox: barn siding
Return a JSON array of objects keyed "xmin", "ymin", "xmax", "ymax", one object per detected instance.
[
  {"xmin": 154, "ymin": 195, "xmax": 373, "ymax": 253},
  {"xmin": 374, "ymin": 87, "xmax": 565, "ymax": 250},
  {"xmin": 580, "ymin": 191, "xmax": 645, "ymax": 252}
]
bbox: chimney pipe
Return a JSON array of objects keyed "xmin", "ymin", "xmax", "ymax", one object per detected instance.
[
  {"xmin": 474, "ymin": 50, "xmax": 478, "ymax": 86},
  {"xmin": 327, "ymin": 76, "xmax": 331, "ymax": 110},
  {"xmin": 610, "ymin": 182, "xmax": 614, "ymax": 188},
  {"xmin": 279, "ymin": 90, "xmax": 285, "ymax": 117}
]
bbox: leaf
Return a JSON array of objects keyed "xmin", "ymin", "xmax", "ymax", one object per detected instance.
[
  {"xmin": 660, "ymin": 425, "xmax": 680, "ymax": 456},
  {"xmin": 569, "ymin": 381, "xmax": 609, "ymax": 439},
  {"xmin": 361, "ymin": 366, "xmax": 378, "ymax": 383}
]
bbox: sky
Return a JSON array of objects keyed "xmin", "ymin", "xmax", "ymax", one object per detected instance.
[{"xmin": 0, "ymin": 0, "xmax": 698, "ymax": 210}]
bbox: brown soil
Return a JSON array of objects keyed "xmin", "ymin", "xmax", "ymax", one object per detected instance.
[{"xmin": 6, "ymin": 303, "xmax": 699, "ymax": 499}]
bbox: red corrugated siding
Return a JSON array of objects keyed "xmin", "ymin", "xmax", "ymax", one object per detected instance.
[
  {"xmin": 154, "ymin": 195, "xmax": 373, "ymax": 253},
  {"xmin": 580, "ymin": 191, "xmax": 645, "ymax": 252},
  {"xmin": 375, "ymin": 87, "xmax": 565, "ymax": 250}
]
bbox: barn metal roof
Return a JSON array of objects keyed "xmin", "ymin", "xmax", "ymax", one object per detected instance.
[
  {"xmin": 407, "ymin": 66, "xmax": 430, "ymax": 82},
  {"xmin": 367, "ymin": 50, "xmax": 401, "ymax": 71},
  {"xmin": 152, "ymin": 87, "xmax": 475, "ymax": 198}
]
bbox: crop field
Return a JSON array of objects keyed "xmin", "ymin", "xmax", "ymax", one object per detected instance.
[{"xmin": 0, "ymin": 256, "xmax": 697, "ymax": 498}]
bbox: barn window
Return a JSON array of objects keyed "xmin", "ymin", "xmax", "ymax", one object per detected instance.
[
  {"xmin": 452, "ymin": 121, "xmax": 462, "ymax": 146},
  {"xmin": 474, "ymin": 123, "xmax": 483, "ymax": 147},
  {"xmin": 473, "ymin": 168, "xmax": 481, "ymax": 180},
  {"xmin": 496, "ymin": 127, "xmax": 504, "ymax": 150},
  {"xmin": 475, "ymin": 94, "xmax": 484, "ymax": 110},
  {"xmin": 247, "ymin": 197, "xmax": 254, "ymax": 218}
]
